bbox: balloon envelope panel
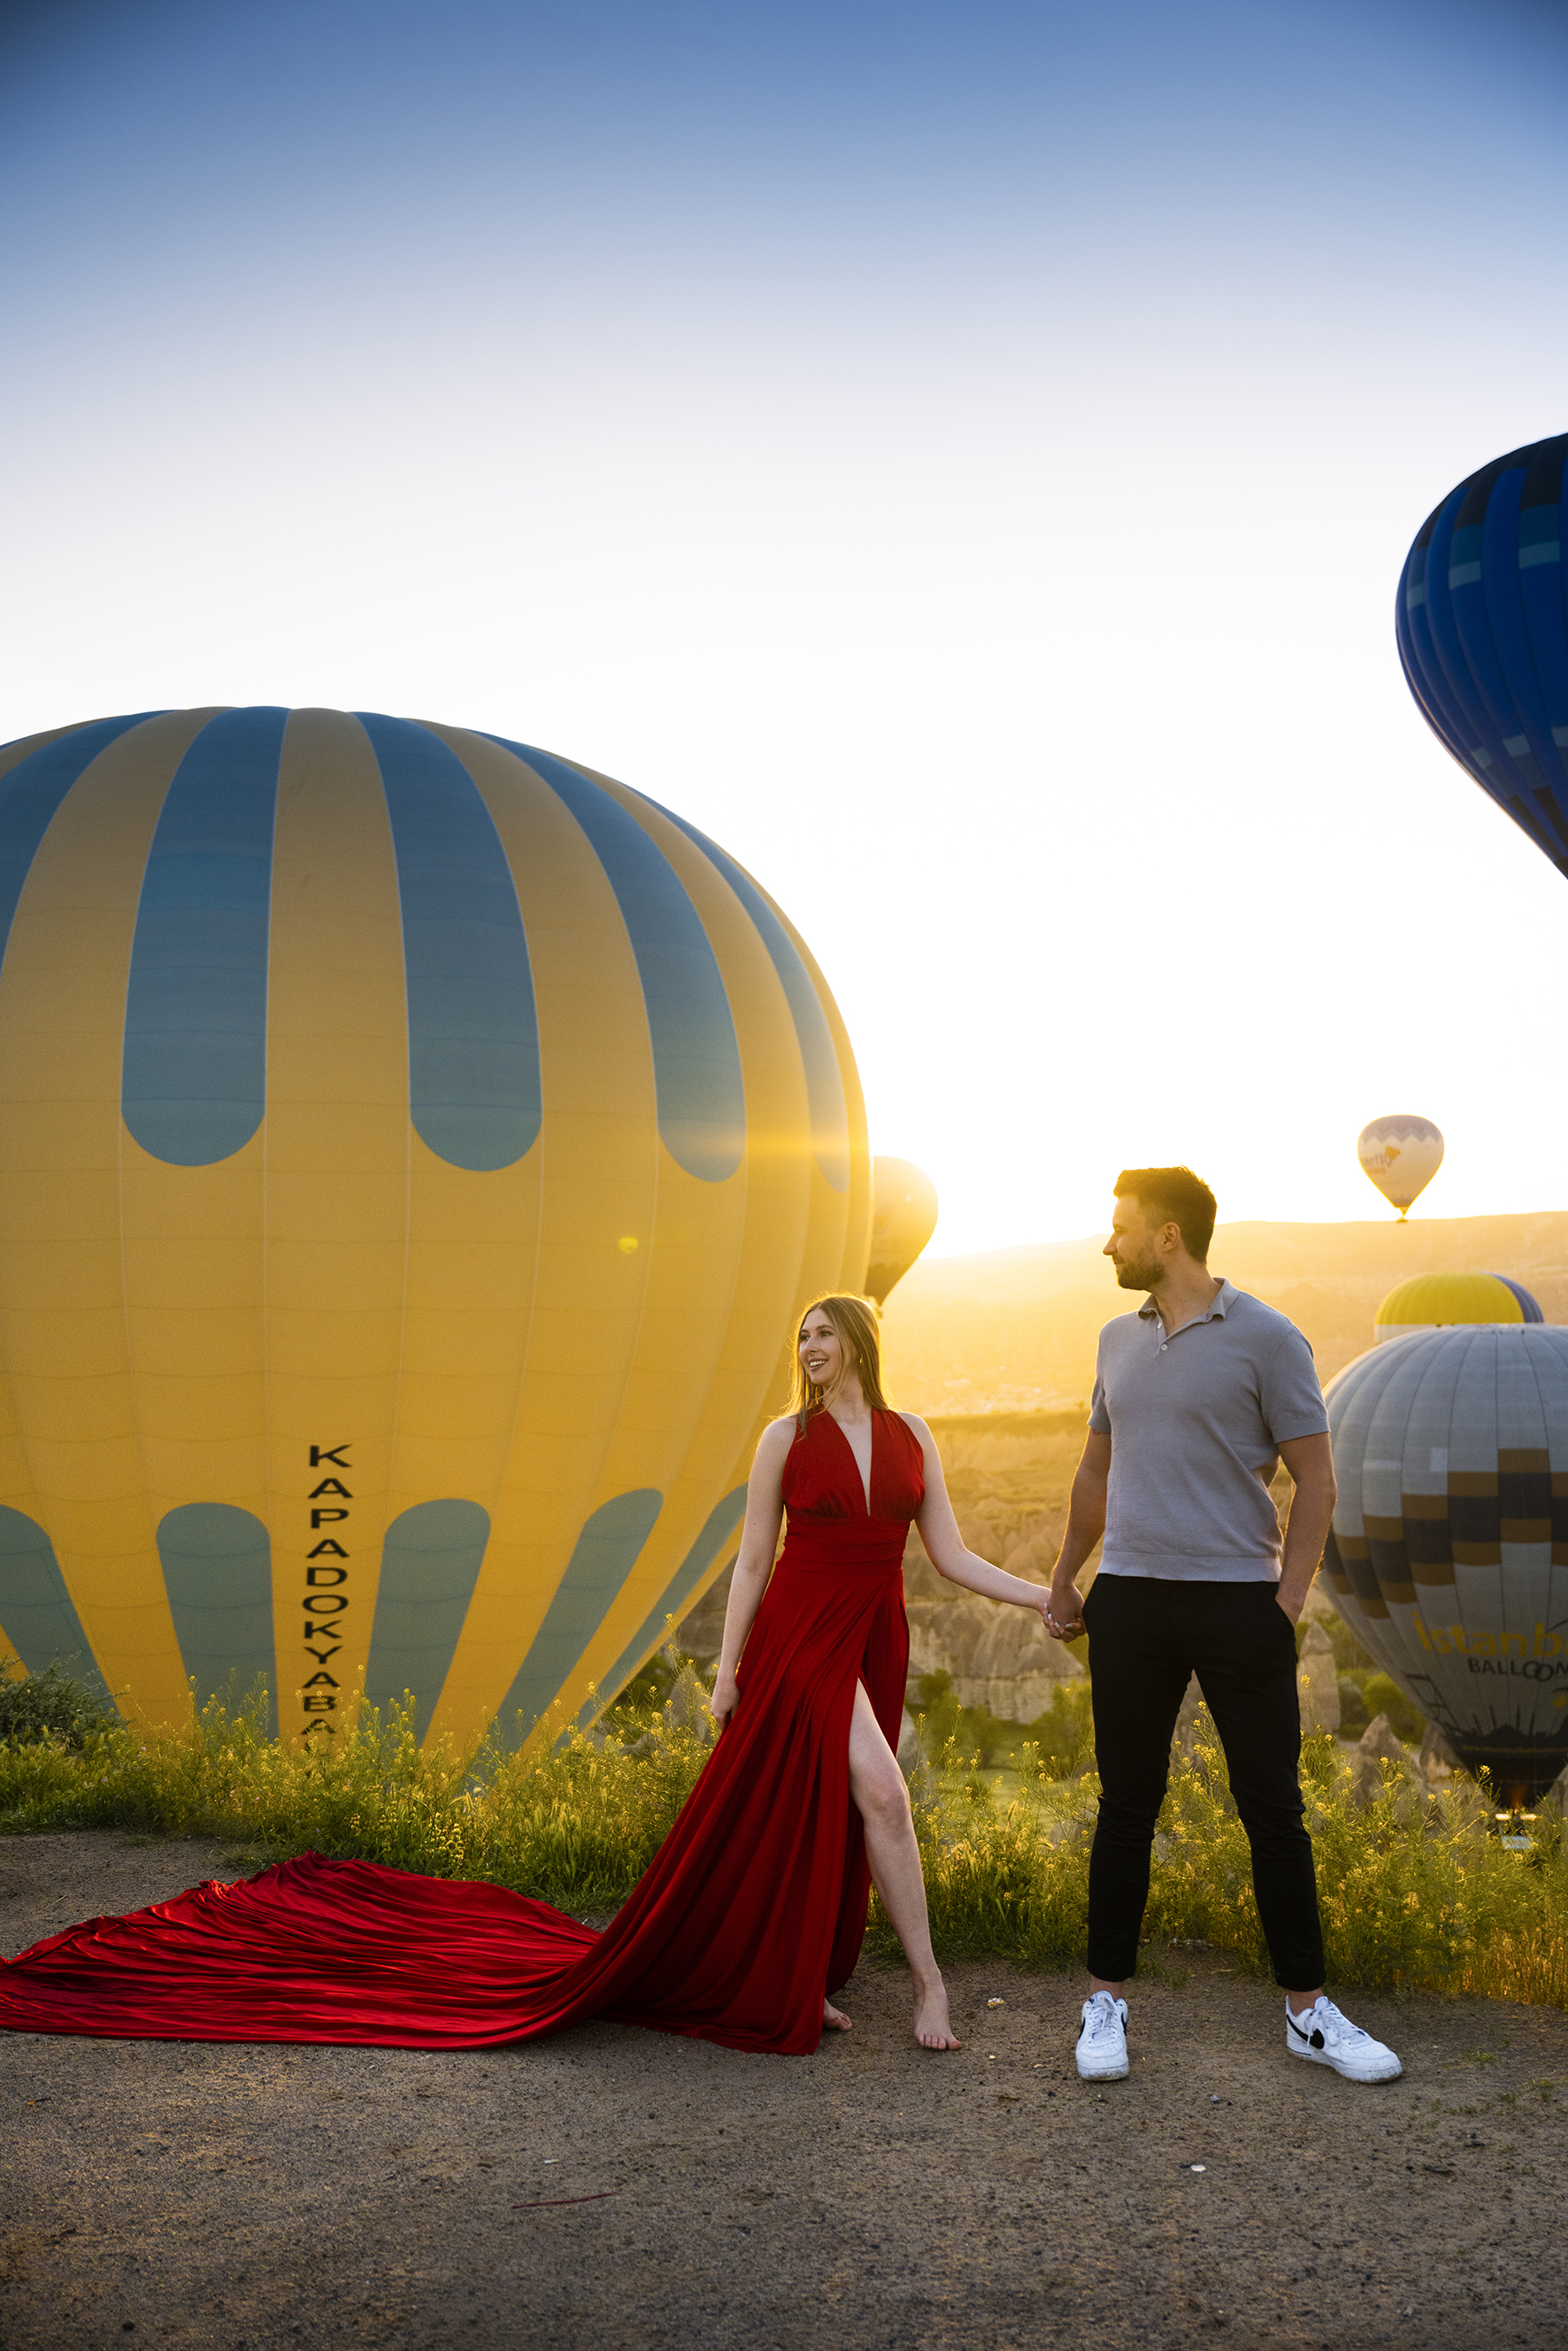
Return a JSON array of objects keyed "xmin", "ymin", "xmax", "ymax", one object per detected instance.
[
  {"xmin": 1396, "ymin": 430, "xmax": 1568, "ymax": 881},
  {"xmin": 1373, "ymin": 1271, "xmax": 1542, "ymax": 1344},
  {"xmin": 1323, "ymin": 1326, "xmax": 1568, "ymax": 1802},
  {"xmin": 0, "ymin": 711, "xmax": 871, "ymax": 1748}
]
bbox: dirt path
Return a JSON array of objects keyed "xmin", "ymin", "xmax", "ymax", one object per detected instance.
[{"xmin": 3, "ymin": 1833, "xmax": 1564, "ymax": 2351}]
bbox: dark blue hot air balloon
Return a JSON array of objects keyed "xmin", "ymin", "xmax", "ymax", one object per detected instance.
[{"xmin": 1397, "ymin": 431, "xmax": 1568, "ymax": 880}]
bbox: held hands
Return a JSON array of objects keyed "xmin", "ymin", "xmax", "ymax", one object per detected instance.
[
  {"xmin": 708, "ymin": 1666, "xmax": 740, "ymax": 1733},
  {"xmin": 1043, "ymin": 1574, "xmax": 1086, "ymax": 1643}
]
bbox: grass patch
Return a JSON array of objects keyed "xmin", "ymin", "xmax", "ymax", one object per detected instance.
[
  {"xmin": 0, "ymin": 1685, "xmax": 713, "ymax": 1914},
  {"xmin": 0, "ymin": 1656, "xmax": 115, "ymax": 1748},
  {"xmin": 910, "ymin": 1671, "xmax": 1094, "ymax": 1777},
  {"xmin": 882, "ymin": 1721, "xmax": 1568, "ymax": 2007},
  {"xmin": 4, "ymin": 1683, "xmax": 1568, "ymax": 2009}
]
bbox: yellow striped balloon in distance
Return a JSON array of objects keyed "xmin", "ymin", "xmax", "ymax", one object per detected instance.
[
  {"xmin": 1357, "ymin": 1114, "xmax": 1444, "ymax": 1218},
  {"xmin": 864, "ymin": 1158, "xmax": 939, "ymax": 1305},
  {"xmin": 1373, "ymin": 1272, "xmax": 1544, "ymax": 1346},
  {"xmin": 0, "ymin": 710, "xmax": 871, "ymax": 1749}
]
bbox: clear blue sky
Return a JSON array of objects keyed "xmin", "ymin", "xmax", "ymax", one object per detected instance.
[{"xmin": 4, "ymin": 0, "xmax": 1567, "ymax": 1252}]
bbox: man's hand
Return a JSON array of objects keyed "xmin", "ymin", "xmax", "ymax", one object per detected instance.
[
  {"xmin": 1044, "ymin": 1432, "xmax": 1109, "ymax": 1642},
  {"xmin": 1274, "ymin": 1433, "xmax": 1334, "ymax": 1634},
  {"xmin": 1045, "ymin": 1573, "xmax": 1086, "ymax": 1642}
]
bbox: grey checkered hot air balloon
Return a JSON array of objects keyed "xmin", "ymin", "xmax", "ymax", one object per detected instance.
[{"xmin": 1323, "ymin": 1326, "xmax": 1568, "ymax": 1803}]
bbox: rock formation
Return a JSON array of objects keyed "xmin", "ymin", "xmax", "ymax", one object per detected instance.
[
  {"xmin": 1296, "ymin": 1621, "xmax": 1340, "ymax": 1735},
  {"xmin": 899, "ymin": 1526, "xmax": 949, "ymax": 1602},
  {"xmin": 1349, "ymin": 1711, "xmax": 1414, "ymax": 1805},
  {"xmin": 905, "ymin": 1589, "xmax": 1081, "ymax": 1718},
  {"xmin": 1172, "ymin": 1673, "xmax": 1207, "ymax": 1762},
  {"xmin": 1418, "ymin": 1720, "xmax": 1460, "ymax": 1783},
  {"xmin": 675, "ymin": 1523, "xmax": 1083, "ymax": 1728},
  {"xmin": 674, "ymin": 1568, "xmax": 734, "ymax": 1664}
]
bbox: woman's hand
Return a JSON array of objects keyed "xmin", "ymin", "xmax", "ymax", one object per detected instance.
[
  {"xmin": 709, "ymin": 1666, "xmax": 740, "ymax": 1733},
  {"xmin": 1044, "ymin": 1573, "xmax": 1086, "ymax": 1642}
]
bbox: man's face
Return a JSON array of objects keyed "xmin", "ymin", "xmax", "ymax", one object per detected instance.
[{"xmin": 1104, "ymin": 1195, "xmax": 1170, "ymax": 1291}]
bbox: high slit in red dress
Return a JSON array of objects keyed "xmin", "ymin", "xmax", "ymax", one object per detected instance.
[{"xmin": 0, "ymin": 1408, "xmax": 925, "ymax": 2057}]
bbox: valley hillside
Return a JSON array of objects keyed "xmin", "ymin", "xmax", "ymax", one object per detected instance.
[{"xmin": 877, "ymin": 1209, "xmax": 1568, "ymax": 1414}]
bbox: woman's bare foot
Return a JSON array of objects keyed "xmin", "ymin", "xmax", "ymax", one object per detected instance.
[
  {"xmin": 822, "ymin": 1996, "xmax": 852, "ymax": 2032},
  {"xmin": 913, "ymin": 1974, "xmax": 960, "ymax": 2050}
]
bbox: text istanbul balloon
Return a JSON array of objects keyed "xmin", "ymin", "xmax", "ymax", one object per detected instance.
[
  {"xmin": 1357, "ymin": 1115, "xmax": 1443, "ymax": 1218},
  {"xmin": 1323, "ymin": 1325, "xmax": 1568, "ymax": 1803},
  {"xmin": 0, "ymin": 711, "xmax": 871, "ymax": 1749}
]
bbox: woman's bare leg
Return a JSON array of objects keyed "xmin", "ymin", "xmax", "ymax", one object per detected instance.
[{"xmin": 846, "ymin": 1679, "xmax": 960, "ymax": 2049}]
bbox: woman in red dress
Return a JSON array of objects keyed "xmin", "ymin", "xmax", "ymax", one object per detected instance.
[{"xmin": 0, "ymin": 1295, "xmax": 1052, "ymax": 2057}]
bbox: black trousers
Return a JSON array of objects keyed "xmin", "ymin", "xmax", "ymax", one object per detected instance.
[{"xmin": 1082, "ymin": 1575, "xmax": 1326, "ymax": 1989}]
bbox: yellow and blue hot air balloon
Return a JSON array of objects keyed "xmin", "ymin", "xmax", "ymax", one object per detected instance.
[
  {"xmin": 1373, "ymin": 1272, "xmax": 1543, "ymax": 1345},
  {"xmin": 0, "ymin": 709, "xmax": 872, "ymax": 1748},
  {"xmin": 1325, "ymin": 1326, "xmax": 1568, "ymax": 1803},
  {"xmin": 864, "ymin": 1158, "xmax": 939, "ymax": 1306}
]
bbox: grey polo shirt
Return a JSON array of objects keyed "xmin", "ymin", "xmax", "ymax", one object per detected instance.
[{"xmin": 1088, "ymin": 1279, "xmax": 1328, "ymax": 1583}]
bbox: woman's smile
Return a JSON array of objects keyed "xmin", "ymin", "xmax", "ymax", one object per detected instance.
[{"xmin": 797, "ymin": 1313, "xmax": 842, "ymax": 1386}]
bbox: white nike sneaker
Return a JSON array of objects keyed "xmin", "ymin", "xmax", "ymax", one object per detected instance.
[
  {"xmin": 1285, "ymin": 1995, "xmax": 1402, "ymax": 2081},
  {"xmin": 1076, "ymin": 1991, "xmax": 1129, "ymax": 2080}
]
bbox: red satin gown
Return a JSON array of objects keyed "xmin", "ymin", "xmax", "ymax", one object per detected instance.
[{"xmin": 0, "ymin": 1408, "xmax": 924, "ymax": 2057}]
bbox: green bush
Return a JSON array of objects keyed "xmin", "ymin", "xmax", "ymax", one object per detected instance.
[
  {"xmin": 1308, "ymin": 1609, "xmax": 1378, "ymax": 1673},
  {"xmin": 911, "ymin": 1671, "xmax": 1015, "ymax": 1768},
  {"xmin": 911, "ymin": 1669, "xmax": 960, "ymax": 1745},
  {"xmin": 909, "ymin": 1672, "xmax": 1093, "ymax": 1776},
  {"xmin": 1338, "ymin": 1674, "xmax": 1370, "ymax": 1733},
  {"xmin": 600, "ymin": 1648, "xmax": 679, "ymax": 1730},
  {"xmin": 0, "ymin": 1657, "xmax": 114, "ymax": 1748},
  {"xmin": 1022, "ymin": 1681, "xmax": 1095, "ymax": 1779},
  {"xmin": 1361, "ymin": 1671, "xmax": 1426, "ymax": 1742},
  {"xmin": 0, "ymin": 1681, "xmax": 713, "ymax": 1913}
]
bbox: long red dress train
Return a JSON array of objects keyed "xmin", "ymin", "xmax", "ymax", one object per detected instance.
[{"xmin": 0, "ymin": 1409, "xmax": 924, "ymax": 2057}]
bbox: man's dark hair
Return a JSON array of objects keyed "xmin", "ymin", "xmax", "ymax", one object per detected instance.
[{"xmin": 1114, "ymin": 1166, "xmax": 1218, "ymax": 1264}]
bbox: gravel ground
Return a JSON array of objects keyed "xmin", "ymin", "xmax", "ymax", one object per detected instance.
[{"xmin": 3, "ymin": 1833, "xmax": 1565, "ymax": 2351}]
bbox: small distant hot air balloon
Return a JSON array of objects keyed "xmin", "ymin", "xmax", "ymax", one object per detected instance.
[
  {"xmin": 1324, "ymin": 1326, "xmax": 1568, "ymax": 1804},
  {"xmin": 1396, "ymin": 431, "xmax": 1568, "ymax": 880},
  {"xmin": 1357, "ymin": 1116, "xmax": 1443, "ymax": 1218},
  {"xmin": 864, "ymin": 1158, "xmax": 938, "ymax": 1304},
  {"xmin": 1374, "ymin": 1272, "xmax": 1543, "ymax": 1345}
]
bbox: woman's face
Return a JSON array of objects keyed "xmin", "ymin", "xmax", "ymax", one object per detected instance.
[{"xmin": 798, "ymin": 1310, "xmax": 845, "ymax": 1388}]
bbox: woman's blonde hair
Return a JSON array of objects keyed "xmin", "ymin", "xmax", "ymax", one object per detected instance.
[{"xmin": 787, "ymin": 1293, "xmax": 890, "ymax": 1425}]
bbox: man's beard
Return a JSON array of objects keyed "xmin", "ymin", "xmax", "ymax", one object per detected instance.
[{"xmin": 1113, "ymin": 1248, "xmax": 1164, "ymax": 1291}]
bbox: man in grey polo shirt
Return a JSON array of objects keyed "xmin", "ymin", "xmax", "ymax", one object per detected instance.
[{"xmin": 1046, "ymin": 1166, "xmax": 1401, "ymax": 2086}]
